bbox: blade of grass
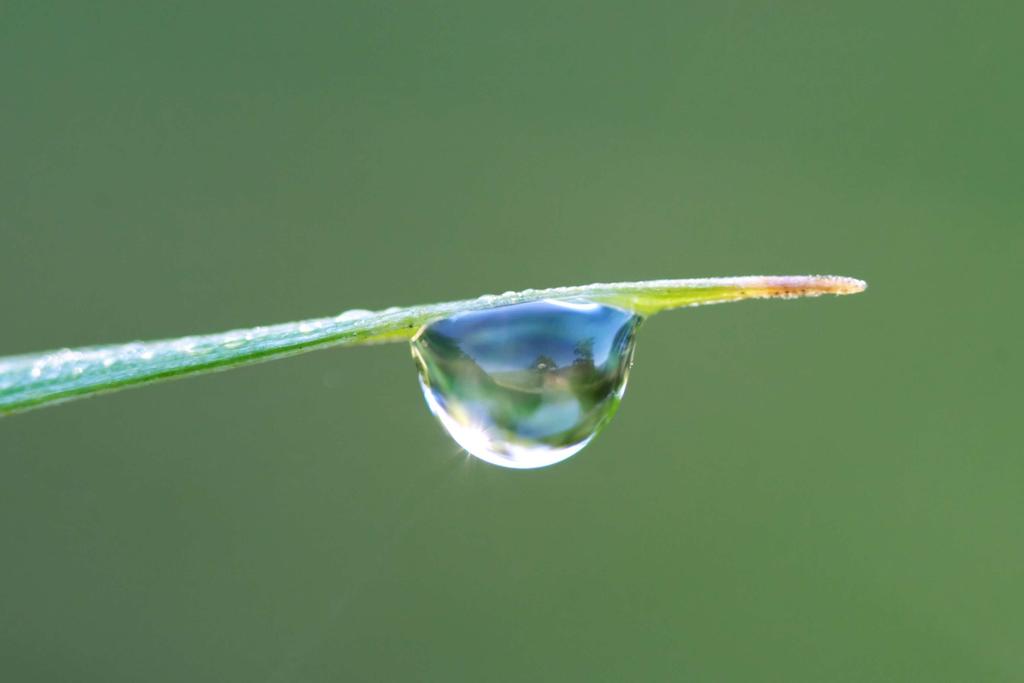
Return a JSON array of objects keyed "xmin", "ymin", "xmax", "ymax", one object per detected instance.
[{"xmin": 0, "ymin": 275, "xmax": 865, "ymax": 415}]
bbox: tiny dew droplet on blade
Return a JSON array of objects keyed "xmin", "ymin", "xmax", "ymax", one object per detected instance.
[{"xmin": 411, "ymin": 300, "xmax": 642, "ymax": 469}]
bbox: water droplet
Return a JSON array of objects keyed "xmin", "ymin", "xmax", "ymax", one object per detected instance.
[
  {"xmin": 411, "ymin": 299, "xmax": 641, "ymax": 469},
  {"xmin": 336, "ymin": 309, "xmax": 373, "ymax": 323}
]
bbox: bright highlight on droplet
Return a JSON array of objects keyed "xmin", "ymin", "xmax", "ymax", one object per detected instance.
[{"xmin": 411, "ymin": 300, "xmax": 641, "ymax": 469}]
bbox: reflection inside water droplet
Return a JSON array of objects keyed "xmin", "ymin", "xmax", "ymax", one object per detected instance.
[{"xmin": 411, "ymin": 299, "xmax": 642, "ymax": 469}]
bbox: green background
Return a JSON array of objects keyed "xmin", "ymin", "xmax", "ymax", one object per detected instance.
[{"xmin": 1, "ymin": 2, "xmax": 1020, "ymax": 680}]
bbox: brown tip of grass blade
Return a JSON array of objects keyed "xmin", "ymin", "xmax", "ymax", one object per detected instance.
[
  {"xmin": 740, "ymin": 275, "xmax": 867, "ymax": 298},
  {"xmin": 594, "ymin": 275, "xmax": 867, "ymax": 315}
]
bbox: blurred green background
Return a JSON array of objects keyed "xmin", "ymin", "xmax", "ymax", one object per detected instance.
[{"xmin": 1, "ymin": 1, "xmax": 1020, "ymax": 680}]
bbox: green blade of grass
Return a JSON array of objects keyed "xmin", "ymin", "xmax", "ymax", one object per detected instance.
[{"xmin": 0, "ymin": 275, "xmax": 865, "ymax": 415}]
